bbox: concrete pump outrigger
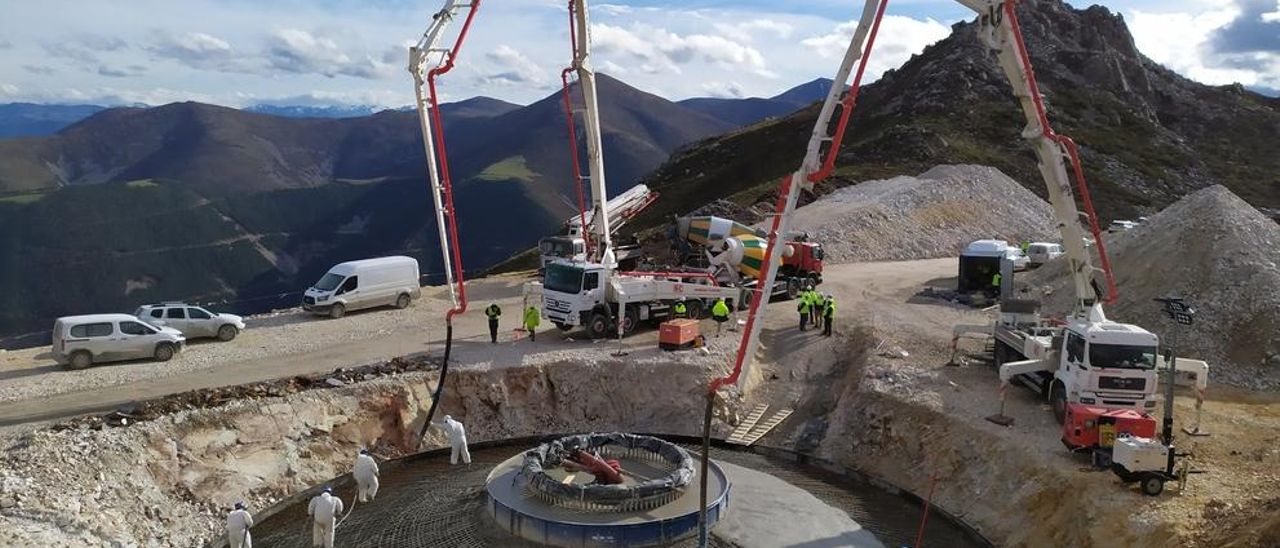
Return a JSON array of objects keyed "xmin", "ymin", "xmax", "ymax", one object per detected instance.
[{"xmin": 697, "ymin": 0, "xmax": 1214, "ymax": 541}]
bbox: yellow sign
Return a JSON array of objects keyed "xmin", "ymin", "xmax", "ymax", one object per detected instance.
[{"xmin": 1100, "ymin": 424, "xmax": 1116, "ymax": 447}]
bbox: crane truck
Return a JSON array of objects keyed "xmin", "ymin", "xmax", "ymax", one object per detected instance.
[
  {"xmin": 537, "ymin": 183, "xmax": 658, "ymax": 271},
  {"xmin": 525, "ymin": 0, "xmax": 741, "ymax": 340},
  {"xmin": 671, "ymin": 215, "xmax": 824, "ymax": 300},
  {"xmin": 930, "ymin": 0, "xmax": 1212, "ymax": 456}
]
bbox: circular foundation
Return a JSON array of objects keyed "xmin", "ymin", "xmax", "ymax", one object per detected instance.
[{"xmin": 485, "ymin": 442, "xmax": 730, "ymax": 547}]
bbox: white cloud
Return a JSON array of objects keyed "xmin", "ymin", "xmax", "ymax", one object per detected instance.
[
  {"xmin": 1129, "ymin": 5, "xmax": 1280, "ymax": 91},
  {"xmin": 700, "ymin": 81, "xmax": 745, "ymax": 98},
  {"xmin": 801, "ymin": 16, "xmax": 950, "ymax": 82},
  {"xmin": 480, "ymin": 44, "xmax": 546, "ymax": 86},
  {"xmin": 1, "ymin": 83, "xmax": 19, "ymax": 96},
  {"xmin": 97, "ymin": 64, "xmax": 147, "ymax": 78},
  {"xmin": 264, "ymin": 28, "xmax": 395, "ymax": 79},
  {"xmin": 714, "ymin": 19, "xmax": 794, "ymax": 43},
  {"xmin": 146, "ymin": 31, "xmax": 234, "ymax": 69},
  {"xmin": 592, "ymin": 23, "xmax": 775, "ymax": 78}
]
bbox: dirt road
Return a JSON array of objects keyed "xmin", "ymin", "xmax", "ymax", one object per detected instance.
[{"xmin": 0, "ymin": 260, "xmax": 963, "ymax": 429}]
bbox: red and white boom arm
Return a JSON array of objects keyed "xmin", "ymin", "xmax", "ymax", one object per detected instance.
[
  {"xmin": 409, "ymin": 0, "xmax": 480, "ymax": 321},
  {"xmin": 567, "ymin": 0, "xmax": 616, "ymax": 268},
  {"xmin": 712, "ymin": 0, "xmax": 890, "ymax": 393},
  {"xmin": 960, "ymin": 0, "xmax": 1117, "ymax": 320}
]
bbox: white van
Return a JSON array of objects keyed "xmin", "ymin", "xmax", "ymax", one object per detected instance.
[
  {"xmin": 303, "ymin": 256, "xmax": 422, "ymax": 318},
  {"xmin": 1026, "ymin": 242, "xmax": 1065, "ymax": 267},
  {"xmin": 52, "ymin": 313, "xmax": 186, "ymax": 369}
]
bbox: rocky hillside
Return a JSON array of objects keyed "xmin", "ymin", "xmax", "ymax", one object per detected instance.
[
  {"xmin": 1025, "ymin": 185, "xmax": 1280, "ymax": 390},
  {"xmin": 626, "ymin": 0, "xmax": 1280, "ymax": 235}
]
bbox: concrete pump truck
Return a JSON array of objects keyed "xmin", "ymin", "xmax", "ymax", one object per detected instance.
[
  {"xmin": 526, "ymin": 0, "xmax": 741, "ymax": 340},
  {"xmin": 935, "ymin": 1, "xmax": 1210, "ymax": 454}
]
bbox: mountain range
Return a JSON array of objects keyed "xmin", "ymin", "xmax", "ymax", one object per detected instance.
[{"xmin": 0, "ymin": 76, "xmax": 829, "ymax": 342}]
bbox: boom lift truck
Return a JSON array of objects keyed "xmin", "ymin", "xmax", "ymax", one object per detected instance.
[
  {"xmin": 527, "ymin": 0, "xmax": 740, "ymax": 340},
  {"xmin": 941, "ymin": 1, "xmax": 1210, "ymax": 448}
]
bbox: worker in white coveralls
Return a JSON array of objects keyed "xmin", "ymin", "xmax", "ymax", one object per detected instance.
[
  {"xmin": 354, "ymin": 448, "xmax": 380, "ymax": 502},
  {"xmin": 442, "ymin": 414, "xmax": 471, "ymax": 465},
  {"xmin": 307, "ymin": 486, "xmax": 344, "ymax": 548},
  {"xmin": 226, "ymin": 501, "xmax": 253, "ymax": 548}
]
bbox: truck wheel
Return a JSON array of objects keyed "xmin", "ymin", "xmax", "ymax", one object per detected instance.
[
  {"xmin": 154, "ymin": 343, "xmax": 175, "ymax": 362},
  {"xmin": 395, "ymin": 293, "xmax": 411, "ymax": 309},
  {"xmin": 586, "ymin": 312, "xmax": 611, "ymax": 339},
  {"xmin": 329, "ymin": 303, "xmax": 346, "ymax": 319},
  {"xmin": 622, "ymin": 306, "xmax": 639, "ymax": 335},
  {"xmin": 685, "ymin": 300, "xmax": 705, "ymax": 319},
  {"xmin": 785, "ymin": 279, "xmax": 800, "ymax": 300},
  {"xmin": 807, "ymin": 274, "xmax": 820, "ymax": 290},
  {"xmin": 217, "ymin": 325, "xmax": 239, "ymax": 342},
  {"xmin": 1140, "ymin": 475, "xmax": 1164, "ymax": 496},
  {"xmin": 1051, "ymin": 380, "xmax": 1067, "ymax": 425},
  {"xmin": 67, "ymin": 351, "xmax": 93, "ymax": 370}
]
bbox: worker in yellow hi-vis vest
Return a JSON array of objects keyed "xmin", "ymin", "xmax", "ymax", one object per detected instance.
[
  {"xmin": 711, "ymin": 298, "xmax": 731, "ymax": 336},
  {"xmin": 523, "ymin": 306, "xmax": 541, "ymax": 342}
]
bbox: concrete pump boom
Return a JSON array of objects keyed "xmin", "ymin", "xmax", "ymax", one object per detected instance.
[
  {"xmin": 408, "ymin": 0, "xmax": 480, "ymax": 314},
  {"xmin": 567, "ymin": 0, "xmax": 616, "ymax": 268},
  {"xmin": 712, "ymin": 0, "xmax": 890, "ymax": 395},
  {"xmin": 961, "ymin": 0, "xmax": 1118, "ymax": 320}
]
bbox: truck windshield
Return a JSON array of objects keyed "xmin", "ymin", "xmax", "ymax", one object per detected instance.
[
  {"xmin": 314, "ymin": 273, "xmax": 345, "ymax": 291},
  {"xmin": 1089, "ymin": 343, "xmax": 1157, "ymax": 370},
  {"xmin": 540, "ymin": 238, "xmax": 576, "ymax": 257},
  {"xmin": 544, "ymin": 264, "xmax": 583, "ymax": 293}
]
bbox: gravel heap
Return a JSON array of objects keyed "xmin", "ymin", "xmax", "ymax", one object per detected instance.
[
  {"xmin": 1025, "ymin": 185, "xmax": 1280, "ymax": 390},
  {"xmin": 786, "ymin": 165, "xmax": 1056, "ymax": 263}
]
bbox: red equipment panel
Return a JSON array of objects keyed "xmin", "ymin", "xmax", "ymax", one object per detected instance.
[{"xmin": 1062, "ymin": 403, "xmax": 1157, "ymax": 450}]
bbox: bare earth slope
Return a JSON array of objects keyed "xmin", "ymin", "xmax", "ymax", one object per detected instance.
[
  {"xmin": 1026, "ymin": 185, "xmax": 1280, "ymax": 390},
  {"xmin": 786, "ymin": 165, "xmax": 1055, "ymax": 263}
]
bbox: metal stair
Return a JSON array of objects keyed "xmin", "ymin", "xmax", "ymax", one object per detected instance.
[
  {"xmin": 737, "ymin": 409, "xmax": 793, "ymax": 446},
  {"xmin": 726, "ymin": 404, "xmax": 768, "ymax": 444}
]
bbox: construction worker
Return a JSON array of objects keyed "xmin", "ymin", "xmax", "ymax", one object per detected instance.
[
  {"xmin": 673, "ymin": 297, "xmax": 688, "ymax": 319},
  {"xmin": 523, "ymin": 306, "xmax": 540, "ymax": 342},
  {"xmin": 711, "ymin": 298, "xmax": 730, "ymax": 336},
  {"xmin": 797, "ymin": 294, "xmax": 811, "ymax": 331},
  {"xmin": 308, "ymin": 486, "xmax": 344, "ymax": 548},
  {"xmin": 812, "ymin": 290, "xmax": 826, "ymax": 325},
  {"xmin": 441, "ymin": 414, "xmax": 471, "ymax": 465},
  {"xmin": 1020, "ymin": 240, "xmax": 1031, "ymax": 253},
  {"xmin": 991, "ymin": 271, "xmax": 1002, "ymax": 297},
  {"xmin": 822, "ymin": 293, "xmax": 836, "ymax": 337},
  {"xmin": 353, "ymin": 448, "xmax": 379, "ymax": 503},
  {"xmin": 484, "ymin": 303, "xmax": 501, "ymax": 344},
  {"xmin": 226, "ymin": 501, "xmax": 253, "ymax": 548}
]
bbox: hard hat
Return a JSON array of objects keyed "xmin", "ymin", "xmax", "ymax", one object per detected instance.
[
  {"xmin": 444, "ymin": 414, "xmax": 453, "ymax": 421},
  {"xmin": 322, "ymin": 486, "xmax": 333, "ymax": 494},
  {"xmin": 234, "ymin": 501, "xmax": 246, "ymax": 510},
  {"xmin": 679, "ymin": 296, "xmax": 686, "ymax": 301}
]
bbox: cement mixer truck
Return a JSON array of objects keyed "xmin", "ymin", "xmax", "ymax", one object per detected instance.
[{"xmin": 671, "ymin": 216, "xmax": 824, "ymax": 300}]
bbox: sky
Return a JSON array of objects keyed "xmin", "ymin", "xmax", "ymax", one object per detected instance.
[{"xmin": 0, "ymin": 0, "xmax": 1276, "ymax": 108}]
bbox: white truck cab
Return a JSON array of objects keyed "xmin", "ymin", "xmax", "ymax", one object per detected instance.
[
  {"xmin": 994, "ymin": 310, "xmax": 1162, "ymax": 423},
  {"xmin": 537, "ymin": 260, "xmax": 740, "ymax": 339}
]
